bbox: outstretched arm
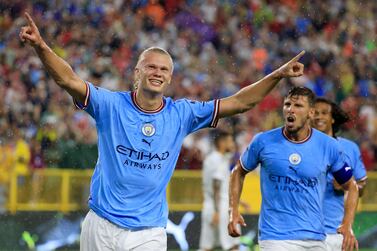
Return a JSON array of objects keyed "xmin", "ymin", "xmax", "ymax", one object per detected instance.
[
  {"xmin": 228, "ymin": 162, "xmax": 248, "ymax": 237},
  {"xmin": 19, "ymin": 12, "xmax": 86, "ymax": 103},
  {"xmin": 337, "ymin": 177, "xmax": 359, "ymax": 251},
  {"xmin": 219, "ymin": 51, "xmax": 305, "ymax": 118}
]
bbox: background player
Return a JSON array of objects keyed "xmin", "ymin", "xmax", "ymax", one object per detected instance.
[
  {"xmin": 312, "ymin": 97, "xmax": 367, "ymax": 251},
  {"xmin": 200, "ymin": 130, "xmax": 239, "ymax": 251},
  {"xmin": 228, "ymin": 87, "xmax": 359, "ymax": 251}
]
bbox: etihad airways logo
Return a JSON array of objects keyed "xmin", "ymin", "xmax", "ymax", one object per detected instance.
[
  {"xmin": 269, "ymin": 174, "xmax": 318, "ymax": 193},
  {"xmin": 116, "ymin": 145, "xmax": 169, "ymax": 161},
  {"xmin": 269, "ymin": 174, "xmax": 318, "ymax": 187}
]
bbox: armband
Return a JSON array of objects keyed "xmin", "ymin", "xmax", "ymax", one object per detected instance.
[{"xmin": 332, "ymin": 164, "xmax": 353, "ymax": 185}]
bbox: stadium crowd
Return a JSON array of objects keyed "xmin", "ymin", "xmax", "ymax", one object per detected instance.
[{"xmin": 0, "ymin": 0, "xmax": 377, "ymax": 180}]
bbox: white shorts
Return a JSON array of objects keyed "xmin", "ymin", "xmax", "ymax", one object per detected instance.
[
  {"xmin": 325, "ymin": 233, "xmax": 343, "ymax": 251},
  {"xmin": 199, "ymin": 205, "xmax": 240, "ymax": 250},
  {"xmin": 259, "ymin": 240, "xmax": 326, "ymax": 251},
  {"xmin": 80, "ymin": 210, "xmax": 167, "ymax": 251}
]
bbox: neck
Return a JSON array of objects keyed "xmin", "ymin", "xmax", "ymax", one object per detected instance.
[
  {"xmin": 135, "ymin": 89, "xmax": 163, "ymax": 111},
  {"xmin": 326, "ymin": 129, "xmax": 334, "ymax": 138},
  {"xmin": 283, "ymin": 125, "xmax": 311, "ymax": 142}
]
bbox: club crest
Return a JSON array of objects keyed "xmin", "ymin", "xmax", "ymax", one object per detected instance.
[
  {"xmin": 142, "ymin": 123, "xmax": 155, "ymax": 137},
  {"xmin": 289, "ymin": 153, "xmax": 301, "ymax": 165}
]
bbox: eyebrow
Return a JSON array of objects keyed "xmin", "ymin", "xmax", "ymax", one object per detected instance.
[{"xmin": 146, "ymin": 63, "xmax": 170, "ymax": 70}]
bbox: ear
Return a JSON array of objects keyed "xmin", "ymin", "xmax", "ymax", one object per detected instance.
[
  {"xmin": 134, "ymin": 67, "xmax": 140, "ymax": 75},
  {"xmin": 308, "ymin": 107, "xmax": 315, "ymax": 119},
  {"xmin": 134, "ymin": 68, "xmax": 140, "ymax": 81}
]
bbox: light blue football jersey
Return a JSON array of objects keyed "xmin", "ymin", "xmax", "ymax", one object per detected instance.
[
  {"xmin": 75, "ymin": 82, "xmax": 220, "ymax": 230},
  {"xmin": 323, "ymin": 137, "xmax": 367, "ymax": 233},
  {"xmin": 240, "ymin": 127, "xmax": 351, "ymax": 241}
]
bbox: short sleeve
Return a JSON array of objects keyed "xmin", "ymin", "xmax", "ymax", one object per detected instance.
[
  {"xmin": 240, "ymin": 133, "xmax": 263, "ymax": 172},
  {"xmin": 177, "ymin": 99, "xmax": 220, "ymax": 134},
  {"xmin": 73, "ymin": 81, "xmax": 116, "ymax": 120},
  {"xmin": 329, "ymin": 143, "xmax": 353, "ymax": 185},
  {"xmin": 351, "ymin": 144, "xmax": 367, "ymax": 181}
]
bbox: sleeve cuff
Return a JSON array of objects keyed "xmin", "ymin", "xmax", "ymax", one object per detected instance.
[
  {"xmin": 357, "ymin": 176, "xmax": 368, "ymax": 182},
  {"xmin": 239, "ymin": 159, "xmax": 250, "ymax": 173},
  {"xmin": 210, "ymin": 99, "xmax": 220, "ymax": 128},
  {"xmin": 73, "ymin": 81, "xmax": 90, "ymax": 110}
]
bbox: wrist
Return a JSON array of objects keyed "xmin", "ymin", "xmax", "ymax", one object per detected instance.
[
  {"xmin": 34, "ymin": 40, "xmax": 48, "ymax": 51},
  {"xmin": 340, "ymin": 222, "xmax": 353, "ymax": 229},
  {"xmin": 271, "ymin": 69, "xmax": 283, "ymax": 80}
]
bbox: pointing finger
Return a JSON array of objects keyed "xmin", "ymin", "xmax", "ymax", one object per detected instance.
[
  {"xmin": 288, "ymin": 50, "xmax": 305, "ymax": 63},
  {"xmin": 25, "ymin": 12, "xmax": 37, "ymax": 29}
]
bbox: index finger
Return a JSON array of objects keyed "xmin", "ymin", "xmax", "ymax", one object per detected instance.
[
  {"xmin": 25, "ymin": 12, "xmax": 37, "ymax": 28},
  {"xmin": 288, "ymin": 50, "xmax": 305, "ymax": 63}
]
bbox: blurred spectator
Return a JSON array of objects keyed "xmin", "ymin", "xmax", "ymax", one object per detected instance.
[
  {"xmin": 0, "ymin": 0, "xmax": 376, "ymax": 171},
  {"xmin": 29, "ymin": 138, "xmax": 45, "ymax": 203},
  {"xmin": 0, "ymin": 133, "xmax": 14, "ymax": 212},
  {"xmin": 13, "ymin": 127, "xmax": 31, "ymax": 176}
]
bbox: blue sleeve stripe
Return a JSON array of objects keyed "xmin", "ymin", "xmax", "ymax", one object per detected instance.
[
  {"xmin": 73, "ymin": 81, "xmax": 90, "ymax": 110},
  {"xmin": 210, "ymin": 99, "xmax": 220, "ymax": 128},
  {"xmin": 333, "ymin": 163, "xmax": 353, "ymax": 185}
]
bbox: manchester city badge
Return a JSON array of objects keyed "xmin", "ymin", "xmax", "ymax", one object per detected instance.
[
  {"xmin": 142, "ymin": 123, "xmax": 155, "ymax": 137},
  {"xmin": 289, "ymin": 153, "xmax": 301, "ymax": 165}
]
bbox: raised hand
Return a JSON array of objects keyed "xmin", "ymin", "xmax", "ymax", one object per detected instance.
[
  {"xmin": 19, "ymin": 12, "xmax": 44, "ymax": 48},
  {"xmin": 276, "ymin": 50, "xmax": 305, "ymax": 78}
]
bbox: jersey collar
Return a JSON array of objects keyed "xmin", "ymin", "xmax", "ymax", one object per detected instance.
[
  {"xmin": 282, "ymin": 127, "xmax": 312, "ymax": 144},
  {"xmin": 131, "ymin": 91, "xmax": 165, "ymax": 114}
]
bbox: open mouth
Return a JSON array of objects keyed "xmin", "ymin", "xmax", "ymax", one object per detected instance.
[
  {"xmin": 287, "ymin": 116, "xmax": 295, "ymax": 123},
  {"xmin": 286, "ymin": 116, "xmax": 295, "ymax": 126}
]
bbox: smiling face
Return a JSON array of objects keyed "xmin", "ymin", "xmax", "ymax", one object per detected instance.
[
  {"xmin": 134, "ymin": 50, "xmax": 173, "ymax": 95},
  {"xmin": 283, "ymin": 95, "xmax": 314, "ymax": 134},
  {"xmin": 313, "ymin": 101, "xmax": 334, "ymax": 136}
]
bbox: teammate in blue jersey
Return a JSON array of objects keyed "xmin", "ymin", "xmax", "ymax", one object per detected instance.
[
  {"xmin": 20, "ymin": 13, "xmax": 305, "ymax": 251},
  {"xmin": 312, "ymin": 98, "xmax": 367, "ymax": 251},
  {"xmin": 228, "ymin": 87, "xmax": 359, "ymax": 251}
]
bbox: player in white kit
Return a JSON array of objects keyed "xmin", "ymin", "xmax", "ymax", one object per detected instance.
[{"xmin": 200, "ymin": 130, "xmax": 240, "ymax": 251}]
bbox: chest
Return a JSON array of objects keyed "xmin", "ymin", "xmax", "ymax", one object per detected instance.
[
  {"xmin": 259, "ymin": 141, "xmax": 330, "ymax": 178},
  {"xmin": 105, "ymin": 107, "xmax": 184, "ymax": 148}
]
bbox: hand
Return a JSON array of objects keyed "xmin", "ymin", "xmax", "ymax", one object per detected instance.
[
  {"xmin": 19, "ymin": 12, "xmax": 44, "ymax": 48},
  {"xmin": 275, "ymin": 51, "xmax": 305, "ymax": 78},
  {"xmin": 211, "ymin": 211, "xmax": 219, "ymax": 226},
  {"xmin": 228, "ymin": 210, "xmax": 246, "ymax": 237},
  {"xmin": 337, "ymin": 224, "xmax": 358, "ymax": 251}
]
